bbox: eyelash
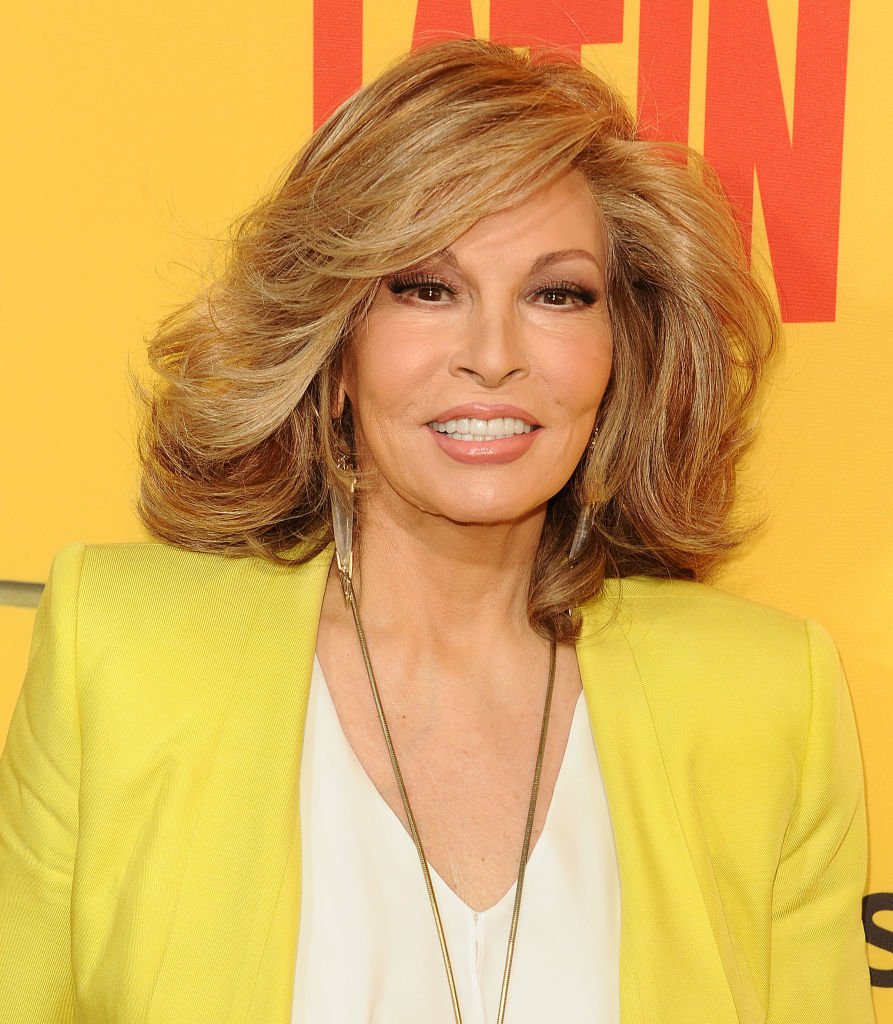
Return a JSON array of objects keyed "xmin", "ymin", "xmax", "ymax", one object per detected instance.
[{"xmin": 386, "ymin": 273, "xmax": 598, "ymax": 307}]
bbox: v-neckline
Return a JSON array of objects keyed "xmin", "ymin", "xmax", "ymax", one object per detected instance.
[
  {"xmin": 137, "ymin": 547, "xmax": 743, "ymax": 1023},
  {"xmin": 310, "ymin": 653, "xmax": 586, "ymax": 916}
]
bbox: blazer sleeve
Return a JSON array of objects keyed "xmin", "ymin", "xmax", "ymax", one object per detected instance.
[
  {"xmin": 766, "ymin": 618, "xmax": 876, "ymax": 1022},
  {"xmin": 0, "ymin": 543, "xmax": 84, "ymax": 1024}
]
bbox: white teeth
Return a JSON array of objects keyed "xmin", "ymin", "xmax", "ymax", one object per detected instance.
[{"xmin": 427, "ymin": 416, "xmax": 535, "ymax": 441}]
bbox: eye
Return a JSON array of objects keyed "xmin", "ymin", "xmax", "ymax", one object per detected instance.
[
  {"xmin": 532, "ymin": 280, "xmax": 598, "ymax": 307},
  {"xmin": 387, "ymin": 273, "xmax": 455, "ymax": 304}
]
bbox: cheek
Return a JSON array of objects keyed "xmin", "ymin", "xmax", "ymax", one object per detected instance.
[
  {"xmin": 550, "ymin": 339, "xmax": 613, "ymax": 418},
  {"xmin": 344, "ymin": 351, "xmax": 431, "ymax": 442},
  {"xmin": 345, "ymin": 317, "xmax": 445, "ymax": 424}
]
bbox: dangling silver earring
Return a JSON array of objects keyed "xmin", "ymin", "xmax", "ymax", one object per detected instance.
[
  {"xmin": 568, "ymin": 505, "xmax": 594, "ymax": 562},
  {"xmin": 331, "ymin": 458, "xmax": 356, "ymax": 603},
  {"xmin": 569, "ymin": 427, "xmax": 599, "ymax": 563}
]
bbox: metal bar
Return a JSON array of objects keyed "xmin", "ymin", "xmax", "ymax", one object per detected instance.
[{"xmin": 0, "ymin": 581, "xmax": 45, "ymax": 608}]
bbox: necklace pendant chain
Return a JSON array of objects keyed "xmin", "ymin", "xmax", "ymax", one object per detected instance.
[{"xmin": 341, "ymin": 571, "xmax": 557, "ymax": 1024}]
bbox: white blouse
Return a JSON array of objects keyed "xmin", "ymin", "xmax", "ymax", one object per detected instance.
[{"xmin": 292, "ymin": 655, "xmax": 621, "ymax": 1023}]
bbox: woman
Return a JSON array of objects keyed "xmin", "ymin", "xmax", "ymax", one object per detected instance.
[{"xmin": 0, "ymin": 38, "xmax": 875, "ymax": 1024}]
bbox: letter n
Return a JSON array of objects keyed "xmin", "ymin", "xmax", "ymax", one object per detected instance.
[{"xmin": 704, "ymin": 0, "xmax": 851, "ymax": 322}]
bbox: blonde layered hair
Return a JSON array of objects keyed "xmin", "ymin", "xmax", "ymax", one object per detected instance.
[{"xmin": 137, "ymin": 39, "xmax": 778, "ymax": 642}]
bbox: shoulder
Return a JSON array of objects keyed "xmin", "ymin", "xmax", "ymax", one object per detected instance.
[
  {"xmin": 586, "ymin": 573, "xmax": 825, "ymax": 677},
  {"xmin": 49, "ymin": 539, "xmax": 330, "ymax": 600},
  {"xmin": 55, "ymin": 539, "xmax": 293, "ymax": 594},
  {"xmin": 582, "ymin": 575, "xmax": 842, "ymax": 772},
  {"xmin": 592, "ymin": 573, "xmax": 809, "ymax": 646},
  {"xmin": 45, "ymin": 539, "xmax": 333, "ymax": 663}
]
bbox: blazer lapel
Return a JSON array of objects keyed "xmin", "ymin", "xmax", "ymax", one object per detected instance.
[
  {"xmin": 145, "ymin": 547, "xmax": 331, "ymax": 1024},
  {"xmin": 578, "ymin": 582, "xmax": 740, "ymax": 1023},
  {"xmin": 145, "ymin": 553, "xmax": 741, "ymax": 1023}
]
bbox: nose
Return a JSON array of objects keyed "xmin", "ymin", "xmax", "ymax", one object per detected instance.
[{"xmin": 448, "ymin": 303, "xmax": 529, "ymax": 388}]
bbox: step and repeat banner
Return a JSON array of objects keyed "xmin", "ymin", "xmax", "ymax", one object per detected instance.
[{"xmin": 2, "ymin": 0, "xmax": 891, "ymax": 1013}]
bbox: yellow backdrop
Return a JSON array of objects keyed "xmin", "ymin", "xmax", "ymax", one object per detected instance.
[{"xmin": 2, "ymin": 0, "xmax": 891, "ymax": 1012}]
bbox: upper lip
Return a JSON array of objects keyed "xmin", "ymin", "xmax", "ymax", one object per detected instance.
[{"xmin": 428, "ymin": 403, "xmax": 540, "ymax": 426}]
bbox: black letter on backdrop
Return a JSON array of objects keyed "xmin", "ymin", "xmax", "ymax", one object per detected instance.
[{"xmin": 863, "ymin": 893, "xmax": 893, "ymax": 987}]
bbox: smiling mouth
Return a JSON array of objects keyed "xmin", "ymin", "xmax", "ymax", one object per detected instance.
[{"xmin": 426, "ymin": 416, "xmax": 537, "ymax": 441}]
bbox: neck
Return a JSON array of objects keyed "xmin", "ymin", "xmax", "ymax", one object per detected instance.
[{"xmin": 350, "ymin": 490, "xmax": 546, "ymax": 657}]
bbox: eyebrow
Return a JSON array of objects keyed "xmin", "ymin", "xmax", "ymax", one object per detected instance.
[{"xmin": 425, "ymin": 247, "xmax": 601, "ymax": 274}]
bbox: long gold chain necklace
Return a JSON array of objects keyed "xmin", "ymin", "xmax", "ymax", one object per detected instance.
[{"xmin": 338, "ymin": 568, "xmax": 557, "ymax": 1024}]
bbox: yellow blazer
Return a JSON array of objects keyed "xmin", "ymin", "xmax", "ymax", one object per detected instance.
[{"xmin": 0, "ymin": 541, "xmax": 875, "ymax": 1023}]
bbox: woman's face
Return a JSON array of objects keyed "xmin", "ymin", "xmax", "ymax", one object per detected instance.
[{"xmin": 340, "ymin": 168, "xmax": 612, "ymax": 528}]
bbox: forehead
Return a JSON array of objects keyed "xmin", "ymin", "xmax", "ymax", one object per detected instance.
[{"xmin": 444, "ymin": 169, "xmax": 606, "ymax": 270}]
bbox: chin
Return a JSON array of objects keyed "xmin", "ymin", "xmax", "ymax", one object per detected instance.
[{"xmin": 423, "ymin": 494, "xmax": 548, "ymax": 528}]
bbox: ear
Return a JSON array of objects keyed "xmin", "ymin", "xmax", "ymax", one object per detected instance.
[
  {"xmin": 332, "ymin": 377, "xmax": 347, "ymax": 419},
  {"xmin": 333, "ymin": 335, "xmax": 359, "ymax": 419},
  {"xmin": 329, "ymin": 349, "xmax": 349, "ymax": 419}
]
